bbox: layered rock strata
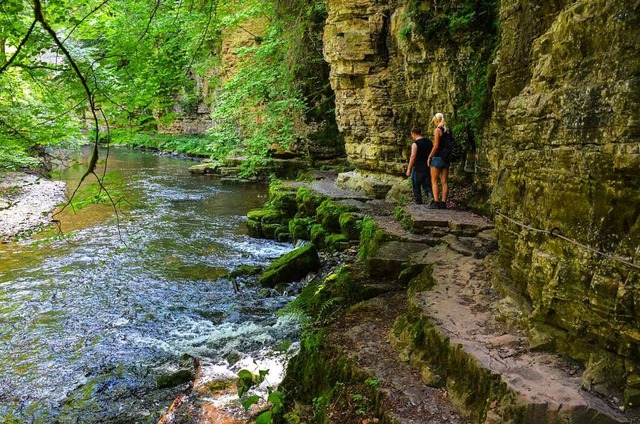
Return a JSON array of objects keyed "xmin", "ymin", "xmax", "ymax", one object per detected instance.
[{"xmin": 323, "ymin": 0, "xmax": 640, "ymax": 401}]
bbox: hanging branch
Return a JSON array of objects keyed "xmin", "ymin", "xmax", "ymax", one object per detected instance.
[
  {"xmin": 61, "ymin": 0, "xmax": 112, "ymax": 44},
  {"xmin": 186, "ymin": 0, "xmax": 218, "ymax": 72},
  {"xmin": 0, "ymin": 118, "xmax": 36, "ymax": 144},
  {"xmin": 0, "ymin": 19, "xmax": 37, "ymax": 74},
  {"xmin": 138, "ymin": 0, "xmax": 161, "ymax": 42},
  {"xmin": 32, "ymin": 0, "xmax": 117, "ymax": 226}
]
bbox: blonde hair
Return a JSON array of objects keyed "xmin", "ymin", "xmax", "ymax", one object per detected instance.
[{"xmin": 433, "ymin": 113, "xmax": 447, "ymax": 131}]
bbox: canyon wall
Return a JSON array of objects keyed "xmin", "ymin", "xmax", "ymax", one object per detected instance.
[{"xmin": 323, "ymin": 0, "xmax": 640, "ymax": 401}]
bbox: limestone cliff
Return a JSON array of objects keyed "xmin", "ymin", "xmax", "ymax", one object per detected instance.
[{"xmin": 323, "ymin": 0, "xmax": 640, "ymax": 402}]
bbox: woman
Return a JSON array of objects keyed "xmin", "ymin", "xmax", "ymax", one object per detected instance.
[{"xmin": 427, "ymin": 113, "xmax": 449, "ymax": 209}]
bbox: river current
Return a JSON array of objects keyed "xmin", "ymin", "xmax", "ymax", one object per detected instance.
[{"xmin": 0, "ymin": 148, "xmax": 297, "ymax": 423}]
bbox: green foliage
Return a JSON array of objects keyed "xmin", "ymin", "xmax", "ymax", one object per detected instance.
[
  {"xmin": 357, "ymin": 215, "xmax": 383, "ymax": 261},
  {"xmin": 0, "ymin": 0, "xmax": 332, "ymax": 175},
  {"xmin": 237, "ymin": 369, "xmax": 285, "ymax": 424},
  {"xmin": 278, "ymin": 267, "xmax": 356, "ymax": 324}
]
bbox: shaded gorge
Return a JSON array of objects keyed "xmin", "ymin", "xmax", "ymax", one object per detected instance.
[{"xmin": 0, "ymin": 148, "xmax": 297, "ymax": 423}]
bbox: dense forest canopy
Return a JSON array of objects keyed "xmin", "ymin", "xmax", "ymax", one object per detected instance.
[{"xmin": 0, "ymin": 0, "xmax": 327, "ymax": 173}]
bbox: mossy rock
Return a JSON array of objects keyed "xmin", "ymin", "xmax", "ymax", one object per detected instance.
[
  {"xmin": 275, "ymin": 225, "xmax": 292, "ymax": 243},
  {"xmin": 247, "ymin": 208, "xmax": 283, "ymax": 224},
  {"xmin": 289, "ymin": 217, "xmax": 315, "ymax": 240},
  {"xmin": 277, "ymin": 232, "xmax": 292, "ymax": 243},
  {"xmin": 310, "ymin": 223, "xmax": 327, "ymax": 247},
  {"xmin": 228, "ymin": 265, "xmax": 263, "ymax": 279},
  {"xmin": 325, "ymin": 233, "xmax": 350, "ymax": 251},
  {"xmin": 262, "ymin": 223, "xmax": 282, "ymax": 239},
  {"xmin": 246, "ymin": 218, "xmax": 263, "ymax": 238},
  {"xmin": 259, "ymin": 243, "xmax": 321, "ymax": 287},
  {"xmin": 339, "ymin": 212, "xmax": 360, "ymax": 240},
  {"xmin": 316, "ymin": 200, "xmax": 357, "ymax": 233},
  {"xmin": 156, "ymin": 369, "xmax": 195, "ymax": 389},
  {"xmin": 296, "ymin": 187, "xmax": 326, "ymax": 217},
  {"xmin": 268, "ymin": 188, "xmax": 298, "ymax": 218}
]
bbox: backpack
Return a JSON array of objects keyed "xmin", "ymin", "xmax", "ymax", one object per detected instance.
[{"xmin": 439, "ymin": 127, "xmax": 461, "ymax": 163}]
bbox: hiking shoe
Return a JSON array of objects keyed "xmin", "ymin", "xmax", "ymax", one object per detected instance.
[
  {"xmin": 439, "ymin": 201, "xmax": 447, "ymax": 209},
  {"xmin": 428, "ymin": 201, "xmax": 441, "ymax": 209}
]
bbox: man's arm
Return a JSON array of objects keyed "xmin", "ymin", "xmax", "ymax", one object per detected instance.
[{"xmin": 406, "ymin": 143, "xmax": 418, "ymax": 176}]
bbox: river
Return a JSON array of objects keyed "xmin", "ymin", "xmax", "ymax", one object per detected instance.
[{"xmin": 0, "ymin": 148, "xmax": 298, "ymax": 423}]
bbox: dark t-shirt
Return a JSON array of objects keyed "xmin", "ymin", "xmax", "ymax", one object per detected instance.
[{"xmin": 414, "ymin": 137, "xmax": 433, "ymax": 172}]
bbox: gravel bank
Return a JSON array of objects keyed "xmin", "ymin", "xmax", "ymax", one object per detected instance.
[{"xmin": 0, "ymin": 172, "xmax": 67, "ymax": 241}]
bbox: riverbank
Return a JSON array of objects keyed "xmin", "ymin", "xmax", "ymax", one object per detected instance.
[
  {"xmin": 237, "ymin": 173, "xmax": 636, "ymax": 423},
  {"xmin": 0, "ymin": 172, "xmax": 66, "ymax": 241}
]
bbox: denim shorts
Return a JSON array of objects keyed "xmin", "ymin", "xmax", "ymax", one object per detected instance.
[{"xmin": 431, "ymin": 156, "xmax": 449, "ymax": 169}]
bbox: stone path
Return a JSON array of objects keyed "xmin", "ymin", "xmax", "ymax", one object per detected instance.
[{"xmin": 311, "ymin": 176, "xmax": 634, "ymax": 423}]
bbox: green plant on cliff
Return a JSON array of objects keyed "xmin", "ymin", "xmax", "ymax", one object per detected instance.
[{"xmin": 406, "ymin": 0, "xmax": 499, "ymax": 148}]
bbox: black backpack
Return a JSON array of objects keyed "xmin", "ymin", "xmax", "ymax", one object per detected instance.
[{"xmin": 439, "ymin": 127, "xmax": 461, "ymax": 163}]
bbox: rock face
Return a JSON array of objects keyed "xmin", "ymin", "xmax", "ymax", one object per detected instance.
[
  {"xmin": 485, "ymin": 0, "xmax": 640, "ymax": 403},
  {"xmin": 323, "ymin": 0, "xmax": 640, "ymax": 401}
]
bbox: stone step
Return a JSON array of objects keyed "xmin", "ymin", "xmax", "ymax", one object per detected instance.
[
  {"xmin": 395, "ymin": 243, "xmax": 631, "ymax": 423},
  {"xmin": 403, "ymin": 204, "xmax": 495, "ymax": 237},
  {"xmin": 367, "ymin": 241, "xmax": 432, "ymax": 279}
]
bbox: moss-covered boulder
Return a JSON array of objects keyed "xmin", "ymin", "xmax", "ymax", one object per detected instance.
[
  {"xmin": 259, "ymin": 243, "xmax": 321, "ymax": 287},
  {"xmin": 296, "ymin": 187, "xmax": 326, "ymax": 217},
  {"xmin": 325, "ymin": 233, "xmax": 350, "ymax": 251},
  {"xmin": 316, "ymin": 199, "xmax": 357, "ymax": 233},
  {"xmin": 309, "ymin": 223, "xmax": 327, "ymax": 247},
  {"xmin": 288, "ymin": 217, "xmax": 315, "ymax": 240},
  {"xmin": 227, "ymin": 265, "xmax": 263, "ymax": 279},
  {"xmin": 339, "ymin": 211, "xmax": 361, "ymax": 240},
  {"xmin": 268, "ymin": 183, "xmax": 299, "ymax": 217},
  {"xmin": 156, "ymin": 369, "xmax": 195, "ymax": 389}
]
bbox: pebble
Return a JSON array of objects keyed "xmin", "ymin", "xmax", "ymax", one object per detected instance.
[{"xmin": 0, "ymin": 172, "xmax": 66, "ymax": 240}]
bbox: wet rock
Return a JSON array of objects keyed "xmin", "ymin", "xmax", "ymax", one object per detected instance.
[
  {"xmin": 156, "ymin": 369, "xmax": 195, "ymax": 389},
  {"xmin": 227, "ymin": 265, "xmax": 263, "ymax": 279},
  {"xmin": 188, "ymin": 162, "xmax": 220, "ymax": 175},
  {"xmin": 259, "ymin": 243, "xmax": 321, "ymax": 287}
]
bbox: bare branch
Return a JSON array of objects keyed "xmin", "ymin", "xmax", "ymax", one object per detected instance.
[{"xmin": 0, "ymin": 19, "xmax": 37, "ymax": 74}]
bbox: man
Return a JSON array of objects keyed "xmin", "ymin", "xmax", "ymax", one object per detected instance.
[{"xmin": 405, "ymin": 126, "xmax": 432, "ymax": 204}]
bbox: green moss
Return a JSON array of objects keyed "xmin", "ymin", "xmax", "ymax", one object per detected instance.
[
  {"xmin": 357, "ymin": 216, "xmax": 385, "ymax": 261},
  {"xmin": 156, "ymin": 369, "xmax": 195, "ymax": 389},
  {"xmin": 247, "ymin": 207, "xmax": 284, "ymax": 224},
  {"xmin": 339, "ymin": 212, "xmax": 360, "ymax": 240},
  {"xmin": 296, "ymin": 187, "xmax": 326, "ymax": 217},
  {"xmin": 268, "ymin": 184, "xmax": 299, "ymax": 217},
  {"xmin": 325, "ymin": 233, "xmax": 349, "ymax": 252},
  {"xmin": 289, "ymin": 217, "xmax": 315, "ymax": 240},
  {"xmin": 262, "ymin": 223, "xmax": 281, "ymax": 239},
  {"xmin": 316, "ymin": 199, "xmax": 357, "ymax": 233},
  {"xmin": 259, "ymin": 243, "xmax": 321, "ymax": 287},
  {"xmin": 310, "ymin": 223, "xmax": 327, "ymax": 247},
  {"xmin": 228, "ymin": 265, "xmax": 263, "ymax": 279},
  {"xmin": 246, "ymin": 218, "xmax": 263, "ymax": 238},
  {"xmin": 278, "ymin": 328, "xmax": 388, "ymax": 424}
]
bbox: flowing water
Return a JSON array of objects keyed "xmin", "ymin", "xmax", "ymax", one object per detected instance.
[{"xmin": 0, "ymin": 148, "xmax": 297, "ymax": 423}]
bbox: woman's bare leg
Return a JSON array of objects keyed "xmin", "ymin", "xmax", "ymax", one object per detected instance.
[
  {"xmin": 430, "ymin": 167, "xmax": 440, "ymax": 201},
  {"xmin": 440, "ymin": 168, "xmax": 449, "ymax": 202}
]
